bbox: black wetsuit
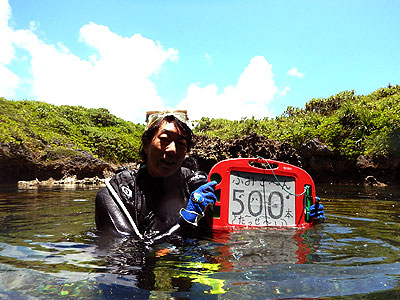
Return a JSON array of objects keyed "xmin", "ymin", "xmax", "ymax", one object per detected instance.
[{"xmin": 95, "ymin": 166, "xmax": 209, "ymax": 241}]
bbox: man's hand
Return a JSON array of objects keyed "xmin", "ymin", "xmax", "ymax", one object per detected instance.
[
  {"xmin": 180, "ymin": 181, "xmax": 217, "ymax": 225},
  {"xmin": 308, "ymin": 196, "xmax": 326, "ymax": 222}
]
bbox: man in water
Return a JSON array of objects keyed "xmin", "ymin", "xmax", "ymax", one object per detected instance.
[{"xmin": 95, "ymin": 110, "xmax": 217, "ymax": 243}]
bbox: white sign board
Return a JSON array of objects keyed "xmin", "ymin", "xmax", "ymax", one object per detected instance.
[{"xmin": 228, "ymin": 171, "xmax": 296, "ymax": 226}]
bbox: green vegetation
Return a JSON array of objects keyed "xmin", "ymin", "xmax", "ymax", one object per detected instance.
[
  {"xmin": 1, "ymin": 85, "xmax": 399, "ymax": 164},
  {"xmin": 0, "ymin": 98, "xmax": 144, "ymax": 163},
  {"xmin": 194, "ymin": 85, "xmax": 400, "ymax": 159}
]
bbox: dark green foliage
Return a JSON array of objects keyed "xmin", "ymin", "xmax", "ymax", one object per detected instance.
[
  {"xmin": 0, "ymin": 98, "xmax": 144, "ymax": 163},
  {"xmin": 193, "ymin": 85, "xmax": 400, "ymax": 159},
  {"xmin": 1, "ymin": 85, "xmax": 399, "ymax": 164}
]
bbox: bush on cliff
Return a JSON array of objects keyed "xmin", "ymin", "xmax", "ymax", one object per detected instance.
[
  {"xmin": 194, "ymin": 85, "xmax": 400, "ymax": 159},
  {"xmin": 0, "ymin": 98, "xmax": 144, "ymax": 163},
  {"xmin": 1, "ymin": 84, "xmax": 399, "ymax": 166}
]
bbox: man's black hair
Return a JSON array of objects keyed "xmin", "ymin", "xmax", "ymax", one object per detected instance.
[{"xmin": 139, "ymin": 115, "xmax": 194, "ymax": 163}]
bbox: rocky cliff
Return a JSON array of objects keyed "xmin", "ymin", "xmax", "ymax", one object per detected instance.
[
  {"xmin": 191, "ymin": 133, "xmax": 399, "ymax": 186},
  {"xmin": 1, "ymin": 133, "xmax": 398, "ymax": 186},
  {"xmin": 0, "ymin": 142, "xmax": 113, "ymax": 184}
]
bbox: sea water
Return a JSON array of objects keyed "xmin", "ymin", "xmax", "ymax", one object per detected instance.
[{"xmin": 1, "ymin": 184, "xmax": 400, "ymax": 299}]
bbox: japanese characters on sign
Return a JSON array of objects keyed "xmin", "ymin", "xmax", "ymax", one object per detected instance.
[{"xmin": 228, "ymin": 171, "xmax": 296, "ymax": 227}]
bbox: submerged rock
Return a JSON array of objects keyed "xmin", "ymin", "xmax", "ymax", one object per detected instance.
[
  {"xmin": 363, "ymin": 175, "xmax": 387, "ymax": 187},
  {"xmin": 357, "ymin": 155, "xmax": 399, "ymax": 186}
]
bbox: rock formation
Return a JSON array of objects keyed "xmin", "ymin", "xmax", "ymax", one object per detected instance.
[{"xmin": 1, "ymin": 134, "xmax": 398, "ymax": 186}]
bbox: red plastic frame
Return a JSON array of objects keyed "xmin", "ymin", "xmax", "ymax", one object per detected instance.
[{"xmin": 207, "ymin": 158, "xmax": 316, "ymax": 230}]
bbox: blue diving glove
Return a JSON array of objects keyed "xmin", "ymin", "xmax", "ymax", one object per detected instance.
[
  {"xmin": 308, "ymin": 196, "xmax": 326, "ymax": 222},
  {"xmin": 180, "ymin": 181, "xmax": 217, "ymax": 226}
]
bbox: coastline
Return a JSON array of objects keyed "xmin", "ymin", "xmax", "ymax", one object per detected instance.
[{"xmin": 6, "ymin": 134, "xmax": 398, "ymax": 188}]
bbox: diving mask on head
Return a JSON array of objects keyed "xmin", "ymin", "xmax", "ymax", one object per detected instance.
[{"xmin": 145, "ymin": 109, "xmax": 189, "ymax": 130}]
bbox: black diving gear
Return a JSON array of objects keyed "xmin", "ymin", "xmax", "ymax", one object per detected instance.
[{"xmin": 95, "ymin": 166, "xmax": 210, "ymax": 243}]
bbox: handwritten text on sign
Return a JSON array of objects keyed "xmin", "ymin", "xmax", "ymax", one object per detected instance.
[{"xmin": 229, "ymin": 171, "xmax": 296, "ymax": 226}]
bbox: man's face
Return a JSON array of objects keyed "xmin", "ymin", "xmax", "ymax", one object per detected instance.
[{"xmin": 144, "ymin": 121, "xmax": 188, "ymax": 178}]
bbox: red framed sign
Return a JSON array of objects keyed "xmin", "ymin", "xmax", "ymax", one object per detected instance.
[{"xmin": 207, "ymin": 158, "xmax": 316, "ymax": 230}]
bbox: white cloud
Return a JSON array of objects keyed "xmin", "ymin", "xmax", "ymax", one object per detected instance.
[
  {"xmin": 287, "ymin": 67, "xmax": 304, "ymax": 78},
  {"xmin": 177, "ymin": 56, "xmax": 278, "ymax": 120},
  {"xmin": 0, "ymin": 0, "xmax": 13, "ymax": 64},
  {"xmin": 1, "ymin": 1, "xmax": 178, "ymax": 123},
  {"xmin": 1, "ymin": 0, "xmax": 280, "ymax": 123},
  {"xmin": 0, "ymin": 64, "xmax": 19, "ymax": 97},
  {"xmin": 0, "ymin": 0, "xmax": 20, "ymax": 97},
  {"xmin": 280, "ymin": 86, "xmax": 290, "ymax": 96},
  {"xmin": 16, "ymin": 22, "xmax": 178, "ymax": 122}
]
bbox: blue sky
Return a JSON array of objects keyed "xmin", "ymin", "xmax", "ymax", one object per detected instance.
[{"xmin": 1, "ymin": 0, "xmax": 399, "ymax": 123}]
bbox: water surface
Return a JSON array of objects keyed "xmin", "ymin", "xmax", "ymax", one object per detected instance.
[{"xmin": 1, "ymin": 183, "xmax": 400, "ymax": 299}]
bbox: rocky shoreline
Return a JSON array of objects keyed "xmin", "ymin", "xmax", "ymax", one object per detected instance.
[
  {"xmin": 17, "ymin": 175, "xmax": 106, "ymax": 187},
  {"xmin": 1, "ymin": 133, "xmax": 399, "ymax": 187},
  {"xmin": 190, "ymin": 134, "xmax": 399, "ymax": 186}
]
